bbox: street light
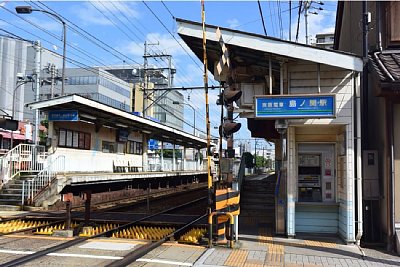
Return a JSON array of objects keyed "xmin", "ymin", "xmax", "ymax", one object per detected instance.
[
  {"xmin": 11, "ymin": 75, "xmax": 34, "ymax": 149},
  {"xmin": 16, "ymin": 6, "xmax": 66, "ymax": 96},
  {"xmin": 13, "ymin": 75, "xmax": 34, "ymax": 119},
  {"xmin": 173, "ymin": 101, "xmax": 196, "ymax": 135}
]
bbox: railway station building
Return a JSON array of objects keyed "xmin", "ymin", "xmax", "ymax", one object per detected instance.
[{"xmin": 177, "ymin": 18, "xmax": 363, "ymax": 243}]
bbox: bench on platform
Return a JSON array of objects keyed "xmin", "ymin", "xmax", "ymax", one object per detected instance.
[
  {"xmin": 128, "ymin": 161, "xmax": 142, "ymax": 172},
  {"xmin": 113, "ymin": 160, "xmax": 143, "ymax": 173}
]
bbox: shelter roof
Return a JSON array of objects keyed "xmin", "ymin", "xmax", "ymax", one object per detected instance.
[
  {"xmin": 176, "ymin": 18, "xmax": 363, "ymax": 73},
  {"xmin": 26, "ymin": 94, "xmax": 209, "ymax": 149}
]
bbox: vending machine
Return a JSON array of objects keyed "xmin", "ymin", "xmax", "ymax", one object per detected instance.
[
  {"xmin": 297, "ymin": 144, "xmax": 336, "ymax": 203},
  {"xmin": 298, "ymin": 154, "xmax": 322, "ymax": 202}
]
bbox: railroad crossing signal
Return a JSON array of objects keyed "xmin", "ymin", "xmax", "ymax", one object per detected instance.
[{"xmin": 215, "ymin": 27, "xmax": 230, "ymax": 76}]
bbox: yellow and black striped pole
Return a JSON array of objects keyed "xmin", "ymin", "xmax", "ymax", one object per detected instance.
[{"xmin": 201, "ymin": 0, "xmax": 213, "ymax": 248}]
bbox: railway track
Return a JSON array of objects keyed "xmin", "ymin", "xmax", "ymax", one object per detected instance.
[{"xmin": 0, "ymin": 197, "xmax": 208, "ymax": 267}]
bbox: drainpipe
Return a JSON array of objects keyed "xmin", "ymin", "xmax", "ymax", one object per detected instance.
[
  {"xmin": 389, "ymin": 102, "xmax": 395, "ymax": 251},
  {"xmin": 355, "ymin": 72, "xmax": 363, "ymax": 245}
]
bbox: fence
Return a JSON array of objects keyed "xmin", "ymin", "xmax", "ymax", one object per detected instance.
[
  {"xmin": 22, "ymin": 155, "xmax": 65, "ymax": 205},
  {"xmin": 0, "ymin": 144, "xmax": 46, "ymax": 185}
]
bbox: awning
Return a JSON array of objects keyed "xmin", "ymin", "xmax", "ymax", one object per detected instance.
[{"xmin": 0, "ymin": 132, "xmax": 27, "ymax": 140}]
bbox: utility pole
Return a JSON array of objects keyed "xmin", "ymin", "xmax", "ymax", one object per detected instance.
[
  {"xmin": 143, "ymin": 41, "xmax": 148, "ymax": 117},
  {"xmin": 33, "ymin": 41, "xmax": 41, "ymax": 145},
  {"xmin": 303, "ymin": 0, "xmax": 323, "ymax": 45},
  {"xmin": 142, "ymin": 41, "xmax": 159, "ymax": 117},
  {"xmin": 304, "ymin": 0, "xmax": 310, "ymax": 45},
  {"xmin": 46, "ymin": 63, "xmax": 57, "ymax": 98}
]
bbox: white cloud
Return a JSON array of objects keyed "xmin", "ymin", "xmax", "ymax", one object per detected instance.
[
  {"xmin": 27, "ymin": 17, "xmax": 63, "ymax": 32},
  {"xmin": 289, "ymin": 9, "xmax": 336, "ymax": 44},
  {"xmin": 227, "ymin": 18, "xmax": 240, "ymax": 29},
  {"xmin": 121, "ymin": 32, "xmax": 191, "ymax": 58},
  {"xmin": 73, "ymin": 2, "xmax": 140, "ymax": 26}
]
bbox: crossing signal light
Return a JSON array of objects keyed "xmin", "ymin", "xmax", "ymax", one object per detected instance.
[
  {"xmin": 221, "ymin": 121, "xmax": 241, "ymax": 137},
  {"xmin": 223, "ymin": 89, "xmax": 242, "ymax": 105},
  {"xmin": 216, "ymin": 93, "xmax": 223, "ymax": 105}
]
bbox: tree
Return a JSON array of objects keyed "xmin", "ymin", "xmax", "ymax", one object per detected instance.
[
  {"xmin": 156, "ymin": 149, "xmax": 182, "ymax": 159},
  {"xmin": 255, "ymin": 155, "xmax": 266, "ymax": 167},
  {"xmin": 243, "ymin": 152, "xmax": 254, "ymax": 168}
]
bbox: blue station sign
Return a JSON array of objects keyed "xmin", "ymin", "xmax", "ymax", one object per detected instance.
[
  {"xmin": 48, "ymin": 110, "xmax": 79, "ymax": 121},
  {"xmin": 255, "ymin": 94, "xmax": 336, "ymax": 119}
]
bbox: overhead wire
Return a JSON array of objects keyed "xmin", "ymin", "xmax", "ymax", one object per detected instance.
[
  {"xmin": 15, "ymin": 1, "xmax": 214, "ymax": 132},
  {"xmin": 257, "ymin": 0, "xmax": 268, "ymax": 36},
  {"xmin": 277, "ymin": 0, "xmax": 284, "ymax": 39},
  {"xmin": 296, "ymin": 0, "xmax": 303, "ymax": 42},
  {"xmin": 268, "ymin": 1, "xmax": 277, "ymax": 37},
  {"xmin": 34, "ymin": 1, "xmax": 142, "ymax": 67}
]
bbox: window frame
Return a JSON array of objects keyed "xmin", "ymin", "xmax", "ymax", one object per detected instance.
[{"xmin": 58, "ymin": 128, "xmax": 91, "ymax": 150}]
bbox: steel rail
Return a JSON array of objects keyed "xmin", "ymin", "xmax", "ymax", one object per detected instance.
[
  {"xmin": 105, "ymin": 213, "xmax": 207, "ymax": 267},
  {"xmin": 1, "ymin": 196, "xmax": 206, "ymax": 267}
]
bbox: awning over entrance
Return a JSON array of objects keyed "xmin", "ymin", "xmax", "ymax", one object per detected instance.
[{"xmin": 0, "ymin": 132, "xmax": 26, "ymax": 140}]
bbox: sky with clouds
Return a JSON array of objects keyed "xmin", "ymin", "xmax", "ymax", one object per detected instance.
[{"xmin": 0, "ymin": 0, "xmax": 338, "ymax": 150}]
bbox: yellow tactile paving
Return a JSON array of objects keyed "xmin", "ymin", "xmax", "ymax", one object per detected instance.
[
  {"xmin": 224, "ymin": 249, "xmax": 249, "ymax": 267},
  {"xmin": 258, "ymin": 227, "xmax": 273, "ymax": 245},
  {"xmin": 304, "ymin": 240, "xmax": 337, "ymax": 248},
  {"xmin": 243, "ymin": 260, "xmax": 264, "ymax": 267}
]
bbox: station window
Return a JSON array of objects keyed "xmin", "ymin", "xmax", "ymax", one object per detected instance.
[
  {"xmin": 58, "ymin": 129, "xmax": 91, "ymax": 150},
  {"xmin": 102, "ymin": 141, "xmax": 116, "ymax": 153},
  {"xmin": 125, "ymin": 141, "xmax": 143, "ymax": 155}
]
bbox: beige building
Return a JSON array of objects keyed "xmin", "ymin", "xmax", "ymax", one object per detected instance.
[{"xmin": 178, "ymin": 18, "xmax": 363, "ymax": 243}]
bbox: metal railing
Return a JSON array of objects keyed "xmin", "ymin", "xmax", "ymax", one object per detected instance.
[
  {"xmin": 236, "ymin": 154, "xmax": 246, "ymax": 191},
  {"xmin": 0, "ymin": 144, "xmax": 46, "ymax": 184},
  {"xmin": 22, "ymin": 155, "xmax": 65, "ymax": 205}
]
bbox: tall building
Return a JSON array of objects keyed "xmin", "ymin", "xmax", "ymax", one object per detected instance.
[
  {"xmin": 106, "ymin": 66, "xmax": 184, "ymax": 131},
  {"xmin": 0, "ymin": 35, "xmax": 62, "ymax": 122},
  {"xmin": 312, "ymin": 33, "xmax": 335, "ymax": 49},
  {"xmin": 0, "ymin": 36, "xmax": 30, "ymax": 120},
  {"xmin": 39, "ymin": 67, "xmax": 131, "ymax": 112}
]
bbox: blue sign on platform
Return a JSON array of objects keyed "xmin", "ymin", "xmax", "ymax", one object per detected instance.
[
  {"xmin": 148, "ymin": 139, "xmax": 159, "ymax": 150},
  {"xmin": 255, "ymin": 94, "xmax": 335, "ymax": 119},
  {"xmin": 48, "ymin": 110, "xmax": 79, "ymax": 121}
]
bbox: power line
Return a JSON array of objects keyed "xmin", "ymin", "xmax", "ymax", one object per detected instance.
[
  {"xmin": 34, "ymin": 1, "xmax": 141, "ymax": 67},
  {"xmin": 257, "ymin": 0, "xmax": 268, "ymax": 36},
  {"xmin": 277, "ymin": 1, "xmax": 284, "ymax": 39},
  {"xmin": 296, "ymin": 0, "xmax": 303, "ymax": 42},
  {"xmin": 268, "ymin": 1, "xmax": 277, "ymax": 37},
  {"xmin": 142, "ymin": 1, "xmax": 204, "ymax": 76},
  {"xmin": 161, "ymin": 1, "xmax": 175, "ymax": 19}
]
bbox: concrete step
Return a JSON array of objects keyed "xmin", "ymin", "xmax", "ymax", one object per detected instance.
[
  {"xmin": 1, "ymin": 188, "xmax": 22, "ymax": 194},
  {"xmin": 2, "ymin": 183, "xmax": 22, "ymax": 189},
  {"xmin": 0, "ymin": 199, "xmax": 22, "ymax": 206},
  {"xmin": 0, "ymin": 194, "xmax": 22, "ymax": 200},
  {"xmin": 0, "ymin": 205, "xmax": 22, "ymax": 211},
  {"xmin": 19, "ymin": 174, "xmax": 38, "ymax": 180}
]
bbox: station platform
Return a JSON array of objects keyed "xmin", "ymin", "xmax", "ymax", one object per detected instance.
[{"xmin": 132, "ymin": 228, "xmax": 400, "ymax": 267}]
